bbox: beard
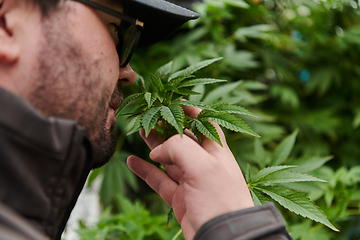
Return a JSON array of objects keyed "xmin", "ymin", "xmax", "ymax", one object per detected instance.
[{"xmin": 25, "ymin": 9, "xmax": 120, "ymax": 169}]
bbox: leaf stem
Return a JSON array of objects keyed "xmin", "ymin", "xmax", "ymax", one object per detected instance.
[
  {"xmin": 171, "ymin": 229, "xmax": 183, "ymax": 240},
  {"xmin": 166, "ymin": 91, "xmax": 174, "ymax": 105}
]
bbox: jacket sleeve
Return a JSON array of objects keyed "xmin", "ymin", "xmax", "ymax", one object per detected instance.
[
  {"xmin": 0, "ymin": 203, "xmax": 50, "ymax": 240},
  {"xmin": 194, "ymin": 202, "xmax": 292, "ymax": 240}
]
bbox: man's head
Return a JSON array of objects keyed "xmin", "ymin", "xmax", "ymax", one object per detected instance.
[
  {"xmin": 0, "ymin": 0, "xmax": 137, "ymax": 168},
  {"xmin": 0, "ymin": 0, "xmax": 197, "ymax": 168}
]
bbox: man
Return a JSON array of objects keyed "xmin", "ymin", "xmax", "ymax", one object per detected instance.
[{"xmin": 0, "ymin": 0, "xmax": 291, "ymax": 239}]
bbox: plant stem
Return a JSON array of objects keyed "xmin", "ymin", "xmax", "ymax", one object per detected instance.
[
  {"xmin": 168, "ymin": 91, "xmax": 174, "ymax": 105},
  {"xmin": 171, "ymin": 229, "xmax": 183, "ymax": 240}
]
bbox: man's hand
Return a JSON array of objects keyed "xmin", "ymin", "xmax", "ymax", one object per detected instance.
[{"xmin": 127, "ymin": 106, "xmax": 255, "ymax": 240}]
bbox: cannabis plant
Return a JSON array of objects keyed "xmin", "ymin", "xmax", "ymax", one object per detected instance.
[
  {"xmin": 76, "ymin": 196, "xmax": 183, "ymax": 240},
  {"xmin": 117, "ymin": 58, "xmax": 337, "ymax": 233},
  {"xmin": 116, "ymin": 58, "xmax": 259, "ymax": 145}
]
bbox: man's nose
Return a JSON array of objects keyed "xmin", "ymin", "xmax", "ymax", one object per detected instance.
[{"xmin": 119, "ymin": 64, "xmax": 136, "ymax": 85}]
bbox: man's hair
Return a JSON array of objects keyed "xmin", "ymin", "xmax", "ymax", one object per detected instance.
[{"xmin": 26, "ymin": 0, "xmax": 61, "ymax": 16}]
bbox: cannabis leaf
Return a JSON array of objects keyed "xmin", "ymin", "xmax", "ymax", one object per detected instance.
[
  {"xmin": 117, "ymin": 58, "xmax": 259, "ymax": 144},
  {"xmin": 256, "ymin": 186, "xmax": 338, "ymax": 231},
  {"xmin": 168, "ymin": 58, "xmax": 223, "ymax": 81},
  {"xmin": 247, "ymin": 130, "xmax": 338, "ymax": 231},
  {"xmin": 192, "ymin": 118, "xmax": 222, "ymax": 146},
  {"xmin": 160, "ymin": 105, "xmax": 185, "ymax": 137},
  {"xmin": 142, "ymin": 107, "xmax": 161, "ymax": 137}
]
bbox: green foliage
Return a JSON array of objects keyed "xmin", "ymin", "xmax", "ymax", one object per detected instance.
[
  {"xmin": 76, "ymin": 196, "xmax": 183, "ymax": 240},
  {"xmin": 77, "ymin": 0, "xmax": 360, "ymax": 239},
  {"xmin": 270, "ymin": 129, "xmax": 298, "ymax": 166},
  {"xmin": 88, "ymin": 150, "xmax": 139, "ymax": 209},
  {"xmin": 247, "ymin": 131, "xmax": 337, "ymax": 231},
  {"xmin": 117, "ymin": 58, "xmax": 259, "ymax": 146}
]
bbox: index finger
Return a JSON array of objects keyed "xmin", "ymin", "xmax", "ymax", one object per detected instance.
[{"xmin": 149, "ymin": 134, "xmax": 218, "ymax": 175}]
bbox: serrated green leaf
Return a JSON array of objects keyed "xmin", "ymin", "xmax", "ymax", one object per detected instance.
[
  {"xmin": 250, "ymin": 189, "xmax": 262, "ymax": 206},
  {"xmin": 125, "ymin": 107, "xmax": 146, "ymax": 120},
  {"xmin": 164, "ymin": 85, "xmax": 178, "ymax": 92},
  {"xmin": 191, "ymin": 120, "xmax": 202, "ymax": 143},
  {"xmin": 160, "ymin": 105, "xmax": 185, "ymax": 136},
  {"xmin": 194, "ymin": 119, "xmax": 222, "ymax": 146},
  {"xmin": 126, "ymin": 115, "xmax": 143, "ymax": 136},
  {"xmin": 203, "ymin": 81, "xmax": 243, "ymax": 104},
  {"xmin": 173, "ymin": 88, "xmax": 201, "ymax": 96},
  {"xmin": 253, "ymin": 171, "xmax": 327, "ymax": 186},
  {"xmin": 256, "ymin": 186, "xmax": 338, "ymax": 231},
  {"xmin": 211, "ymin": 103, "xmax": 257, "ymax": 117},
  {"xmin": 177, "ymin": 78, "xmax": 227, "ymax": 88},
  {"xmin": 142, "ymin": 107, "xmax": 161, "ymax": 137},
  {"xmin": 281, "ymin": 182, "xmax": 324, "ymax": 197},
  {"xmin": 251, "ymin": 166, "xmax": 296, "ymax": 183},
  {"xmin": 123, "ymin": 112, "xmax": 141, "ymax": 132},
  {"xmin": 149, "ymin": 74, "xmax": 164, "ymax": 92},
  {"xmin": 173, "ymin": 99, "xmax": 213, "ymax": 111},
  {"xmin": 270, "ymin": 129, "xmax": 299, "ymax": 166},
  {"xmin": 116, "ymin": 92, "xmax": 144, "ymax": 116},
  {"xmin": 209, "ymin": 116, "xmax": 259, "ymax": 137},
  {"xmin": 250, "ymin": 188, "xmax": 270, "ymax": 206},
  {"xmin": 168, "ymin": 58, "xmax": 223, "ymax": 81},
  {"xmin": 167, "ymin": 75, "xmax": 195, "ymax": 87},
  {"xmin": 144, "ymin": 92, "xmax": 152, "ymax": 108},
  {"xmin": 199, "ymin": 110, "xmax": 260, "ymax": 137},
  {"xmin": 150, "ymin": 93, "xmax": 158, "ymax": 107},
  {"xmin": 155, "ymin": 61, "xmax": 173, "ymax": 79},
  {"xmin": 153, "ymin": 92, "xmax": 164, "ymax": 103}
]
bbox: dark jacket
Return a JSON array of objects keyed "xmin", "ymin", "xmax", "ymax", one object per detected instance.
[
  {"xmin": 0, "ymin": 87, "xmax": 291, "ymax": 240},
  {"xmin": 0, "ymin": 87, "xmax": 93, "ymax": 239}
]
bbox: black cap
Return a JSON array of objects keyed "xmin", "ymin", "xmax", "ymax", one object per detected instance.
[{"xmin": 122, "ymin": 0, "xmax": 199, "ymax": 47}]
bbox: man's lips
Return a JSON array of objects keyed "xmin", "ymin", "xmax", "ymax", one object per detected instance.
[{"xmin": 110, "ymin": 100, "xmax": 120, "ymax": 112}]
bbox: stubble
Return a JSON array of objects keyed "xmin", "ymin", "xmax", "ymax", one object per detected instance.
[{"xmin": 26, "ymin": 8, "xmax": 118, "ymax": 168}]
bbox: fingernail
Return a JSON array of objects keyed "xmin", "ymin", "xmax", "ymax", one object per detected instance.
[{"xmin": 150, "ymin": 144, "xmax": 162, "ymax": 159}]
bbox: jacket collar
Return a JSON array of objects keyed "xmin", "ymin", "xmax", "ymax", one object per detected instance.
[{"xmin": 0, "ymin": 87, "xmax": 93, "ymax": 239}]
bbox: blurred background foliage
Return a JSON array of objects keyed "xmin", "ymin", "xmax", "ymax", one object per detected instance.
[{"xmin": 77, "ymin": 0, "xmax": 360, "ymax": 239}]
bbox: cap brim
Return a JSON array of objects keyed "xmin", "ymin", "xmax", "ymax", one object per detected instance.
[{"xmin": 122, "ymin": 0, "xmax": 199, "ymax": 47}]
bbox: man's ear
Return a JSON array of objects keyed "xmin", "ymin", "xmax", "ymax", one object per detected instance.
[{"xmin": 0, "ymin": 0, "xmax": 20, "ymax": 64}]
